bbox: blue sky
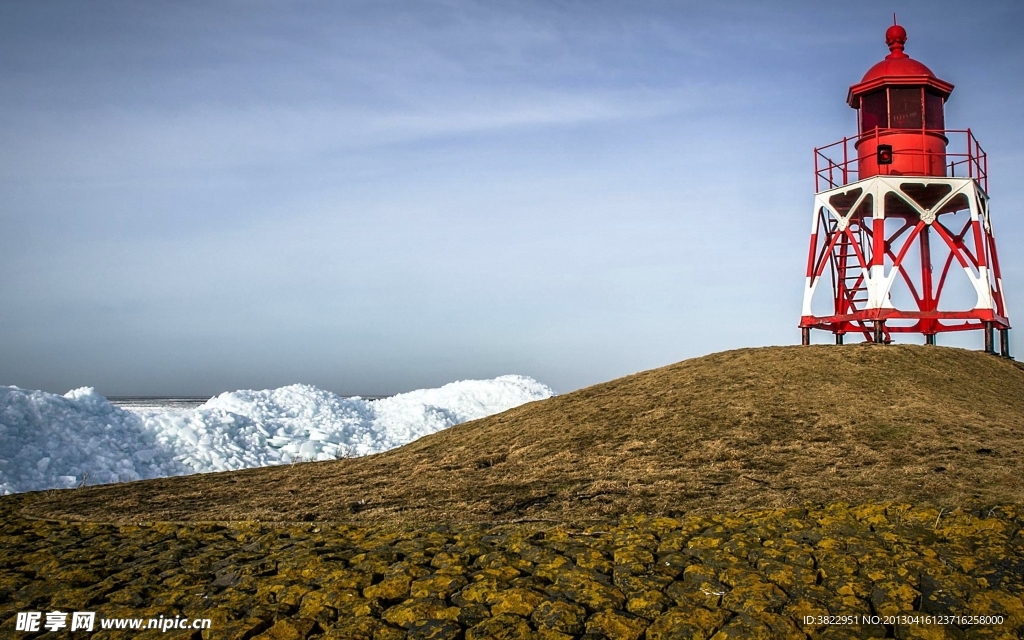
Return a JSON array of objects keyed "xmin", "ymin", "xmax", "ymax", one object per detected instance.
[{"xmin": 2, "ymin": 0, "xmax": 1023, "ymax": 396}]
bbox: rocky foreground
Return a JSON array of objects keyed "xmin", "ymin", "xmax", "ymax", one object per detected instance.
[{"xmin": 2, "ymin": 494, "xmax": 1023, "ymax": 639}]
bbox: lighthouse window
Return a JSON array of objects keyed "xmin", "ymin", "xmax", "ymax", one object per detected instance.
[
  {"xmin": 925, "ymin": 90, "xmax": 945, "ymax": 130},
  {"xmin": 860, "ymin": 90, "xmax": 888, "ymax": 131},
  {"xmin": 889, "ymin": 87, "xmax": 923, "ymax": 129}
]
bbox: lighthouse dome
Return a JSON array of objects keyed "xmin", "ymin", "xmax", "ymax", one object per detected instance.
[
  {"xmin": 860, "ymin": 56, "xmax": 936, "ymax": 82},
  {"xmin": 846, "ymin": 23, "xmax": 953, "ymax": 108}
]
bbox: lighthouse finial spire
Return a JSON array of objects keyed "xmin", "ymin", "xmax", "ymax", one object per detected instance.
[{"xmin": 885, "ymin": 20, "xmax": 908, "ymax": 59}]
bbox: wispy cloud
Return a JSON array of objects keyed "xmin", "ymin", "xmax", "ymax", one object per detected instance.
[{"xmin": 1, "ymin": 83, "xmax": 731, "ymax": 184}]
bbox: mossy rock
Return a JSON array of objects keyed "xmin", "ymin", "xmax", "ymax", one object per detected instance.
[
  {"xmin": 585, "ymin": 610, "xmax": 648, "ymax": 640},
  {"xmin": 486, "ymin": 587, "xmax": 545, "ymax": 617},
  {"xmin": 465, "ymin": 613, "xmax": 532, "ymax": 640},
  {"xmin": 646, "ymin": 606, "xmax": 729, "ymax": 640},
  {"xmin": 530, "ymin": 600, "xmax": 587, "ymax": 635},
  {"xmin": 381, "ymin": 598, "xmax": 459, "ymax": 629},
  {"xmin": 3, "ymin": 496, "xmax": 1024, "ymax": 640}
]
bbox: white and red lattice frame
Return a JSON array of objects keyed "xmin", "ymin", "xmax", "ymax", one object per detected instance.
[{"xmin": 800, "ymin": 176, "xmax": 1010, "ymax": 345}]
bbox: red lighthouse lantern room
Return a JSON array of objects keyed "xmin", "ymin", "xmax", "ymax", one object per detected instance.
[
  {"xmin": 851, "ymin": 24, "xmax": 953, "ymax": 179},
  {"xmin": 800, "ymin": 22, "xmax": 1011, "ymax": 355}
]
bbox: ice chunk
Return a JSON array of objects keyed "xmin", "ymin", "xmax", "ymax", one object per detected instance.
[{"xmin": 298, "ymin": 441, "xmax": 318, "ymax": 459}]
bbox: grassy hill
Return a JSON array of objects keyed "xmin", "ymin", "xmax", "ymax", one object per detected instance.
[{"xmin": 25, "ymin": 344, "xmax": 1024, "ymax": 526}]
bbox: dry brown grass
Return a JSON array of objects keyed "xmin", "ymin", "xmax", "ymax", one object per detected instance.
[{"xmin": 22, "ymin": 344, "xmax": 1024, "ymax": 526}]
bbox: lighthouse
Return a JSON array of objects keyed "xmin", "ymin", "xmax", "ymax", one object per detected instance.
[{"xmin": 800, "ymin": 22, "xmax": 1011, "ymax": 356}]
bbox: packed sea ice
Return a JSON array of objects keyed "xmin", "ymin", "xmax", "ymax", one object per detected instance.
[{"xmin": 0, "ymin": 376, "xmax": 553, "ymax": 495}]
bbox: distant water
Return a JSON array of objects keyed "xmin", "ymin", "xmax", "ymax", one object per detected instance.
[
  {"xmin": 108, "ymin": 397, "xmax": 211, "ymax": 413},
  {"xmin": 108, "ymin": 394, "xmax": 390, "ymax": 414}
]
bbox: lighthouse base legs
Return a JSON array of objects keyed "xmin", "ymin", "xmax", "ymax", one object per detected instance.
[
  {"xmin": 873, "ymin": 321, "xmax": 886, "ymax": 344},
  {"xmin": 800, "ymin": 325, "xmax": 1009, "ymax": 355}
]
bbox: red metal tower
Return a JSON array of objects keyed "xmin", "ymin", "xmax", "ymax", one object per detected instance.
[{"xmin": 800, "ymin": 22, "xmax": 1011, "ymax": 355}]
